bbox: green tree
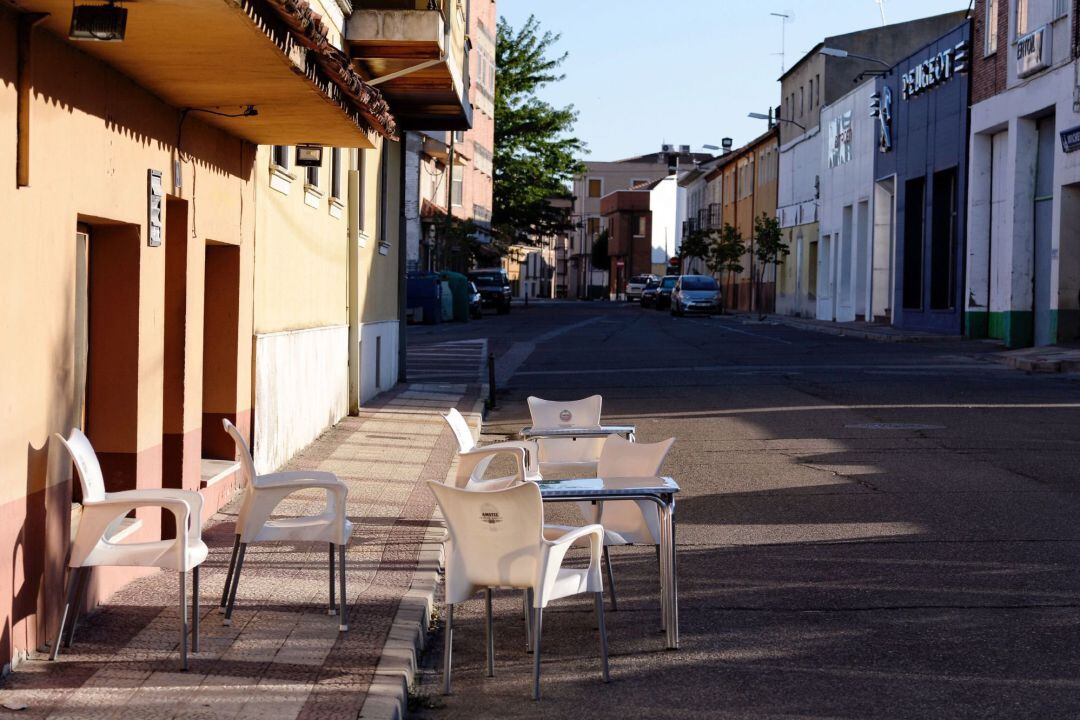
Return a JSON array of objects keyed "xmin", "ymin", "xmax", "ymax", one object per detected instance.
[
  {"xmin": 751, "ymin": 213, "xmax": 788, "ymax": 315},
  {"xmin": 710, "ymin": 224, "xmax": 746, "ymax": 313},
  {"xmin": 678, "ymin": 229, "xmax": 711, "ymax": 273},
  {"xmin": 432, "ymin": 214, "xmax": 483, "ymax": 273},
  {"xmin": 494, "ymin": 16, "xmax": 585, "ymax": 248},
  {"xmin": 591, "ymin": 229, "xmax": 609, "ymax": 270}
]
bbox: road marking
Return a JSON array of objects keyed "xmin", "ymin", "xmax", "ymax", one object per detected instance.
[
  {"xmin": 513, "ymin": 362, "xmax": 1004, "ymax": 377},
  {"xmin": 698, "ymin": 318, "xmax": 795, "ymax": 345}
]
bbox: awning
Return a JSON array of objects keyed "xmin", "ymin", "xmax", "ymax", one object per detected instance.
[{"xmin": 13, "ymin": 0, "xmax": 396, "ymax": 147}]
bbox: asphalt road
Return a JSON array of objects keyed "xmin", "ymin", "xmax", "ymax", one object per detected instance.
[{"xmin": 408, "ymin": 301, "xmax": 1080, "ymax": 719}]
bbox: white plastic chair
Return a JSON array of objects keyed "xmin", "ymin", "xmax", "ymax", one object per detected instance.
[
  {"xmin": 443, "ymin": 408, "xmax": 540, "ymax": 489},
  {"xmin": 220, "ymin": 419, "xmax": 353, "ymax": 630},
  {"xmin": 580, "ymin": 435, "xmax": 675, "ymax": 611},
  {"xmin": 428, "ymin": 481, "xmax": 609, "ymax": 700},
  {"xmin": 52, "ymin": 429, "xmax": 207, "ymax": 670},
  {"xmin": 526, "ymin": 395, "xmax": 606, "ymax": 476}
]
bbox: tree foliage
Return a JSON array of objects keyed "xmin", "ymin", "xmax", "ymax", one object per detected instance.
[{"xmin": 494, "ymin": 15, "xmax": 585, "ymax": 247}]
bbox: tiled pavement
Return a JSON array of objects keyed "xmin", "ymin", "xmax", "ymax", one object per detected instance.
[{"xmin": 0, "ymin": 383, "xmax": 482, "ymax": 720}]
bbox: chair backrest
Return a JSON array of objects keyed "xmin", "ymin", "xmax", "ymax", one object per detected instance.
[
  {"xmin": 527, "ymin": 395, "xmax": 604, "ymax": 466},
  {"xmin": 527, "ymin": 395, "xmax": 602, "ymax": 429},
  {"xmin": 53, "ymin": 429, "xmax": 106, "ymax": 503},
  {"xmin": 427, "ymin": 481, "xmax": 543, "ymax": 589},
  {"xmin": 597, "ymin": 435, "xmax": 675, "ymax": 477},
  {"xmin": 222, "ymin": 419, "xmax": 257, "ymax": 486},
  {"xmin": 442, "ymin": 408, "xmax": 477, "ymax": 453}
]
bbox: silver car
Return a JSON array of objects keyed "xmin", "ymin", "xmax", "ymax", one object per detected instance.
[
  {"xmin": 671, "ymin": 275, "xmax": 721, "ymax": 316},
  {"xmin": 626, "ymin": 273, "xmax": 658, "ymax": 301}
]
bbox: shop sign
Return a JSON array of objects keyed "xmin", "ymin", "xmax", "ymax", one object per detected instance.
[
  {"xmin": 900, "ymin": 40, "xmax": 968, "ymax": 99},
  {"xmin": 828, "ymin": 111, "xmax": 853, "ymax": 168},
  {"xmin": 1017, "ymin": 26, "xmax": 1051, "ymax": 79},
  {"xmin": 870, "ymin": 86, "xmax": 893, "ymax": 153},
  {"xmin": 1060, "ymin": 125, "xmax": 1080, "ymax": 153},
  {"xmin": 147, "ymin": 169, "xmax": 162, "ymax": 247}
]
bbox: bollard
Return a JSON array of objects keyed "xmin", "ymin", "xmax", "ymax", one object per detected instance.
[{"xmin": 487, "ymin": 353, "xmax": 497, "ymax": 410}]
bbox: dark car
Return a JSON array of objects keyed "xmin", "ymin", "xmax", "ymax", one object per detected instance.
[
  {"xmin": 654, "ymin": 275, "xmax": 678, "ymax": 310},
  {"xmin": 640, "ymin": 278, "xmax": 661, "ymax": 308},
  {"xmin": 467, "ymin": 269, "xmax": 512, "ymax": 315},
  {"xmin": 468, "ymin": 281, "xmax": 483, "ymax": 319},
  {"xmin": 671, "ymin": 274, "xmax": 721, "ymax": 316}
]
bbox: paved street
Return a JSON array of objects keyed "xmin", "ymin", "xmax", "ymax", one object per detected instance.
[{"xmin": 411, "ymin": 301, "xmax": 1080, "ymax": 719}]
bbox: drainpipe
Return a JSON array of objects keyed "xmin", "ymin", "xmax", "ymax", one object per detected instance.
[
  {"xmin": 347, "ymin": 150, "xmax": 362, "ymax": 413},
  {"xmin": 398, "ymin": 133, "xmax": 409, "ymax": 384}
]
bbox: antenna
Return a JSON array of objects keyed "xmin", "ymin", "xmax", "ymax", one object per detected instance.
[
  {"xmin": 770, "ymin": 12, "xmax": 791, "ymax": 74},
  {"xmin": 875, "ymin": 0, "xmax": 886, "ymax": 26}
]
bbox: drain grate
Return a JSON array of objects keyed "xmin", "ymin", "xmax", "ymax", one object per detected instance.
[{"xmin": 846, "ymin": 422, "xmax": 944, "ymax": 431}]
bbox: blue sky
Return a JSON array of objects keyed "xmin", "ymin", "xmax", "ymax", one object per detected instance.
[{"xmin": 498, "ymin": 0, "xmax": 970, "ymax": 160}]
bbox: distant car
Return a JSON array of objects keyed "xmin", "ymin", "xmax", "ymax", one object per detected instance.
[
  {"xmin": 468, "ymin": 269, "xmax": 512, "ymax": 315},
  {"xmin": 654, "ymin": 275, "xmax": 679, "ymax": 310},
  {"xmin": 671, "ymin": 275, "xmax": 721, "ymax": 316},
  {"xmin": 626, "ymin": 274, "xmax": 658, "ymax": 301},
  {"xmin": 468, "ymin": 281, "xmax": 482, "ymax": 319},
  {"xmin": 640, "ymin": 278, "xmax": 661, "ymax": 308}
]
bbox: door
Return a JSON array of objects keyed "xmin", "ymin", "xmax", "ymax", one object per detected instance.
[
  {"xmin": 817, "ymin": 235, "xmax": 833, "ymax": 320},
  {"xmin": 836, "ymin": 206, "xmax": 855, "ymax": 321},
  {"xmin": 1034, "ymin": 116, "xmax": 1055, "ymax": 346}
]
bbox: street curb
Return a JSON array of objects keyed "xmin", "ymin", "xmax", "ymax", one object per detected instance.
[
  {"xmin": 752, "ymin": 314, "xmax": 968, "ymax": 344},
  {"xmin": 357, "ymin": 394, "xmax": 483, "ymax": 720}
]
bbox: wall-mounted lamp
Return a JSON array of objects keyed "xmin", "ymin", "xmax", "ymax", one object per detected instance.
[
  {"xmin": 820, "ymin": 46, "xmax": 891, "ymax": 68},
  {"xmin": 69, "ymin": 1, "xmax": 128, "ymax": 42},
  {"xmin": 295, "ymin": 144, "xmax": 324, "ymax": 167}
]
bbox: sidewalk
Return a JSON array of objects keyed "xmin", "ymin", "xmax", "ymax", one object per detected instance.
[
  {"xmin": 994, "ymin": 344, "xmax": 1080, "ymax": 373},
  {"xmin": 0, "ymin": 383, "xmax": 482, "ymax": 720},
  {"xmin": 742, "ymin": 313, "xmax": 969, "ymax": 343}
]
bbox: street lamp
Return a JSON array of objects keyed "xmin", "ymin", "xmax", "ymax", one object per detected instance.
[
  {"xmin": 819, "ymin": 46, "xmax": 891, "ymax": 68},
  {"xmin": 749, "ymin": 112, "xmax": 804, "ymax": 132}
]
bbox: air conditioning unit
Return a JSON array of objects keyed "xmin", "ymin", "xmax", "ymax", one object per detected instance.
[
  {"xmin": 679, "ymin": 145, "xmax": 691, "ymax": 154},
  {"xmin": 661, "ymin": 144, "xmax": 674, "ymax": 153}
]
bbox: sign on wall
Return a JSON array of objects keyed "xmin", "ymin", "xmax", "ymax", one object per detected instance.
[
  {"xmin": 870, "ymin": 86, "xmax": 893, "ymax": 153},
  {"xmin": 828, "ymin": 111, "xmax": 853, "ymax": 168},
  {"xmin": 900, "ymin": 40, "xmax": 968, "ymax": 99},
  {"xmin": 1017, "ymin": 26, "xmax": 1051, "ymax": 79},
  {"xmin": 147, "ymin": 169, "xmax": 163, "ymax": 247},
  {"xmin": 1061, "ymin": 125, "xmax": 1080, "ymax": 153}
]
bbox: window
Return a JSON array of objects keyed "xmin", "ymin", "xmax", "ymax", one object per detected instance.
[
  {"xmin": 630, "ymin": 178, "xmax": 648, "ymax": 188},
  {"xmin": 799, "ymin": 86, "xmax": 805, "ymax": 116},
  {"xmin": 330, "ymin": 148, "xmax": 342, "ymax": 199},
  {"xmin": 635, "ymin": 216, "xmax": 647, "ymax": 236},
  {"xmin": 306, "ymin": 163, "xmax": 319, "ymax": 188},
  {"xmin": 587, "ymin": 178, "xmax": 603, "ymax": 198},
  {"xmin": 903, "ymin": 177, "xmax": 926, "ymax": 310},
  {"xmin": 451, "ymin": 163, "xmax": 463, "ymax": 207},
  {"xmin": 1053, "ymin": 0, "xmax": 1068, "ymax": 21},
  {"xmin": 272, "ymin": 145, "xmax": 290, "ymax": 169},
  {"xmin": 815, "ymin": 74, "xmax": 821, "ymax": 106},
  {"xmin": 586, "ymin": 216, "xmax": 600, "ymax": 237},
  {"xmin": 807, "ymin": 240, "xmax": 818, "ymax": 300},
  {"xmin": 808, "ymin": 78, "xmax": 814, "ymax": 109},
  {"xmin": 1016, "ymin": 0, "xmax": 1028, "ymax": 37},
  {"xmin": 474, "ymin": 145, "xmax": 493, "ymax": 176},
  {"xmin": 985, "ymin": 0, "xmax": 998, "ymax": 54},
  {"xmin": 453, "ymin": 130, "xmax": 465, "ymax": 143}
]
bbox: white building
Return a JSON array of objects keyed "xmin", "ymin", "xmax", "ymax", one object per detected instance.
[
  {"xmin": 648, "ymin": 175, "xmax": 688, "ymax": 273},
  {"xmin": 776, "ymin": 127, "xmax": 822, "ymax": 317},
  {"xmin": 817, "ymin": 80, "xmax": 878, "ymax": 322}
]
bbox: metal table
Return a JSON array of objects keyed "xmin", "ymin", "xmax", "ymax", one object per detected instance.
[
  {"xmin": 537, "ymin": 475, "xmax": 680, "ymax": 649},
  {"xmin": 520, "ymin": 424, "xmax": 637, "ymax": 441}
]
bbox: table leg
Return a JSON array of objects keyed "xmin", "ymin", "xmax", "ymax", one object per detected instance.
[
  {"xmin": 668, "ymin": 497, "xmax": 679, "ymax": 649},
  {"xmin": 658, "ymin": 505, "xmax": 668, "ymax": 633}
]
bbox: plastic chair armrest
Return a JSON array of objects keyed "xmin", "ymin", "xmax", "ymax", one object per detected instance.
[{"xmin": 255, "ymin": 470, "xmax": 345, "ymax": 491}]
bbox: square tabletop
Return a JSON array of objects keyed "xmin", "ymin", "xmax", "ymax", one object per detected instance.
[
  {"xmin": 536, "ymin": 475, "xmax": 679, "ymax": 499},
  {"xmin": 520, "ymin": 424, "xmax": 636, "ymax": 439}
]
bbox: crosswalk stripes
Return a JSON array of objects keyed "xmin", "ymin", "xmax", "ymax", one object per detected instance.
[{"xmin": 406, "ymin": 338, "xmax": 488, "ymax": 383}]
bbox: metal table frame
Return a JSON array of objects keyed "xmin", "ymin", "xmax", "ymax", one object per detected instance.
[
  {"xmin": 537, "ymin": 476, "xmax": 678, "ymax": 649},
  {"xmin": 520, "ymin": 425, "xmax": 637, "ymax": 441}
]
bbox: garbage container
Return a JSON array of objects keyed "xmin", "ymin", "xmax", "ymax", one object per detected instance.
[
  {"xmin": 406, "ymin": 272, "xmax": 442, "ymax": 325},
  {"xmin": 439, "ymin": 270, "xmax": 472, "ymax": 323}
]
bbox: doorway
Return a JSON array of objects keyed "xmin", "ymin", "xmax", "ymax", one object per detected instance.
[
  {"xmin": 816, "ymin": 235, "xmax": 833, "ymax": 320},
  {"xmin": 1059, "ymin": 183, "xmax": 1080, "ymax": 342},
  {"xmin": 201, "ymin": 243, "xmax": 241, "ymax": 462},
  {"xmin": 1034, "ymin": 116, "xmax": 1056, "ymax": 346}
]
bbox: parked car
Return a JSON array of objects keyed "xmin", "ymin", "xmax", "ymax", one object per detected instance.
[
  {"xmin": 671, "ymin": 274, "xmax": 721, "ymax": 316},
  {"xmin": 467, "ymin": 269, "xmax": 512, "ymax": 314},
  {"xmin": 654, "ymin": 275, "xmax": 679, "ymax": 310},
  {"xmin": 468, "ymin": 281, "xmax": 482, "ymax": 319},
  {"xmin": 626, "ymin": 274, "xmax": 658, "ymax": 301},
  {"xmin": 640, "ymin": 278, "xmax": 661, "ymax": 308}
]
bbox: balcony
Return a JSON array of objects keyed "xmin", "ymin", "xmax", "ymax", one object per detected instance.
[{"xmin": 346, "ymin": 0, "xmax": 472, "ymax": 131}]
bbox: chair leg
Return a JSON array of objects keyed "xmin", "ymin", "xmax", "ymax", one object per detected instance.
[
  {"xmin": 657, "ymin": 544, "xmax": 665, "ymax": 631},
  {"xmin": 532, "ymin": 606, "xmax": 544, "ymax": 701},
  {"xmin": 192, "ymin": 566, "xmax": 200, "ymax": 654},
  {"xmin": 603, "ymin": 546, "xmax": 618, "ymax": 611},
  {"xmin": 485, "ymin": 588, "xmax": 494, "ymax": 677},
  {"xmin": 179, "ymin": 571, "xmax": 189, "ymax": 672},
  {"xmin": 223, "ymin": 543, "xmax": 247, "ymax": 626},
  {"xmin": 328, "ymin": 543, "xmax": 337, "ymax": 616},
  {"xmin": 220, "ymin": 534, "xmax": 240, "ymax": 609},
  {"xmin": 442, "ymin": 603, "xmax": 454, "ymax": 695},
  {"xmin": 337, "ymin": 544, "xmax": 348, "ymax": 632},
  {"xmin": 594, "ymin": 592, "xmax": 610, "ymax": 683},
  {"xmin": 64, "ymin": 566, "xmax": 91, "ymax": 648},
  {"xmin": 50, "ymin": 567, "xmax": 80, "ymax": 661},
  {"xmin": 523, "ymin": 589, "xmax": 532, "ymax": 652}
]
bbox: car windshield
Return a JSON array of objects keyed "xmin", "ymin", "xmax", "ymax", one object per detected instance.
[
  {"xmin": 469, "ymin": 273, "xmax": 504, "ymax": 285},
  {"xmin": 681, "ymin": 276, "xmax": 718, "ymax": 291},
  {"xmin": 660, "ymin": 277, "xmax": 678, "ymax": 289},
  {"xmin": 644, "ymin": 280, "xmax": 660, "ymax": 289}
]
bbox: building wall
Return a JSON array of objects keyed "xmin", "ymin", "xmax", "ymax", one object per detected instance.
[
  {"xmin": 776, "ymin": 127, "xmax": 823, "ymax": 317},
  {"xmin": 819, "ymin": 81, "xmax": 877, "ymax": 322},
  {"xmin": 0, "ymin": 8, "xmax": 254, "ymax": 670}
]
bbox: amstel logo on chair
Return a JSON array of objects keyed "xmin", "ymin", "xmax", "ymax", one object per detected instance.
[
  {"xmin": 559, "ymin": 409, "xmax": 573, "ymax": 423},
  {"xmin": 479, "ymin": 503, "xmax": 503, "ymax": 525}
]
